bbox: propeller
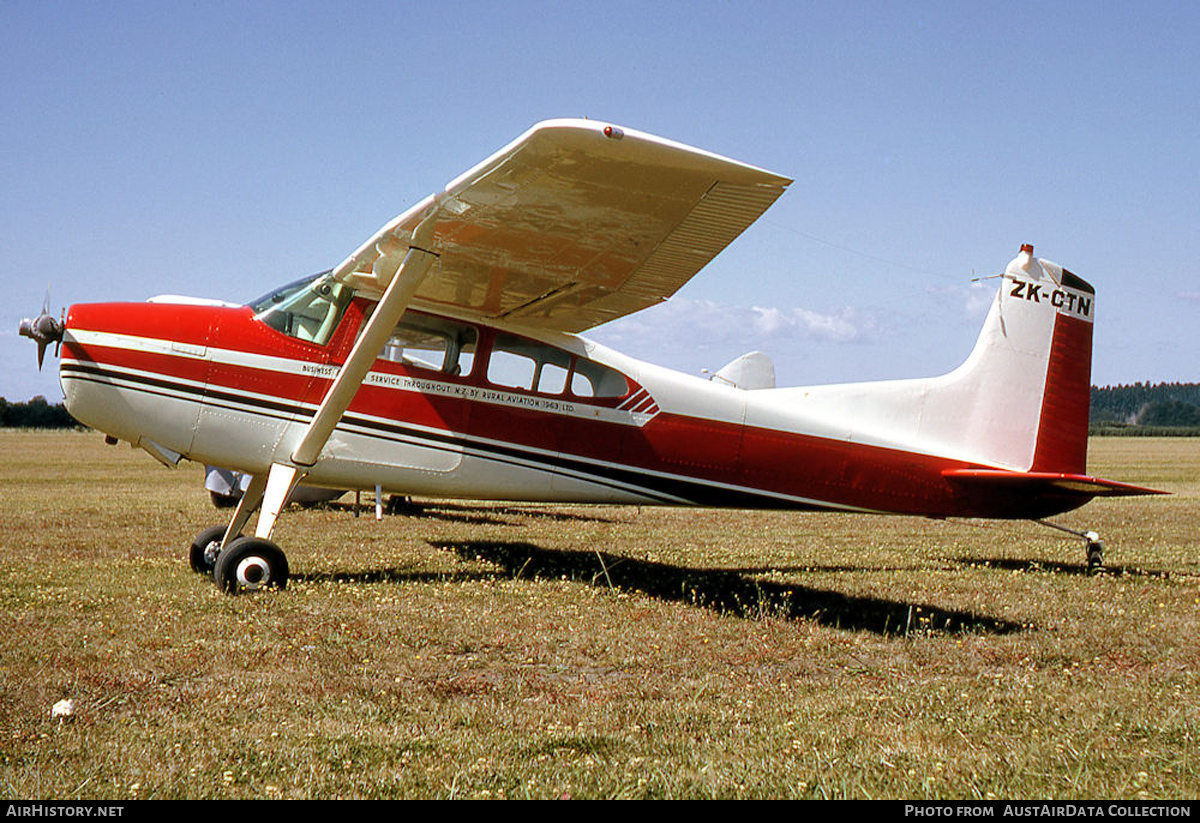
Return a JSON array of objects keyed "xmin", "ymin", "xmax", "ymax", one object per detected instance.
[{"xmin": 18, "ymin": 289, "xmax": 64, "ymax": 370}]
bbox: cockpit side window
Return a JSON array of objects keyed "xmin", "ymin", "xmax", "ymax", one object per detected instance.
[
  {"xmin": 380, "ymin": 314, "xmax": 478, "ymax": 377},
  {"xmin": 249, "ymin": 271, "xmax": 356, "ymax": 346}
]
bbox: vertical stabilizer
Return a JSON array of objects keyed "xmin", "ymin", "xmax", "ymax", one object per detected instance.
[
  {"xmin": 927, "ymin": 244, "xmax": 1095, "ymax": 472},
  {"xmin": 775, "ymin": 245, "xmax": 1096, "ymax": 475}
]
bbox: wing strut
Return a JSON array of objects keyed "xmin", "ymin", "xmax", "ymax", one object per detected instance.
[{"xmin": 252, "ymin": 246, "xmax": 439, "ymax": 541}]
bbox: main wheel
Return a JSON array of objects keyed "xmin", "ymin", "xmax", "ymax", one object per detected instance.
[
  {"xmin": 213, "ymin": 536, "xmax": 289, "ymax": 594},
  {"xmin": 190, "ymin": 525, "xmax": 236, "ymax": 575}
]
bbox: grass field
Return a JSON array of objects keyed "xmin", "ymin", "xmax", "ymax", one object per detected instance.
[{"xmin": 2, "ymin": 431, "xmax": 1197, "ymax": 799}]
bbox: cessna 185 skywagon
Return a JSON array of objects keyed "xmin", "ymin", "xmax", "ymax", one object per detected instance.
[{"xmin": 20, "ymin": 119, "xmax": 1163, "ymax": 593}]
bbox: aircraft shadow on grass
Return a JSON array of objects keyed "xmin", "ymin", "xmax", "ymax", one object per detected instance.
[
  {"xmin": 434, "ymin": 540, "xmax": 1024, "ymax": 636},
  {"xmin": 324, "ymin": 499, "xmax": 618, "ymax": 527}
]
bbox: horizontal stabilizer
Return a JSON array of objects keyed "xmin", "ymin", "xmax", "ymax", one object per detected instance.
[{"xmin": 943, "ymin": 469, "xmax": 1167, "ymax": 498}]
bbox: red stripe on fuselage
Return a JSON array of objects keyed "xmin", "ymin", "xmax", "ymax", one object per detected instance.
[
  {"xmin": 66, "ymin": 302, "xmax": 217, "ymax": 349},
  {"xmin": 62, "ymin": 340, "xmax": 212, "ymax": 386},
  {"xmin": 63, "ymin": 304, "xmax": 214, "ymax": 385}
]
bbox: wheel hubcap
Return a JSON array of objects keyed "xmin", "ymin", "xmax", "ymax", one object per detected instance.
[{"xmin": 235, "ymin": 557, "xmax": 272, "ymax": 589}]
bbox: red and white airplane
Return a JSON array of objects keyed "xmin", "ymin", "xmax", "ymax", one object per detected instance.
[{"xmin": 20, "ymin": 119, "xmax": 1163, "ymax": 593}]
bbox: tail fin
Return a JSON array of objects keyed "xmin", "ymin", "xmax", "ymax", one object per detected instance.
[
  {"xmin": 935, "ymin": 247, "xmax": 1165, "ymax": 506},
  {"xmin": 784, "ymin": 245, "xmax": 1096, "ymax": 473},
  {"xmin": 933, "ymin": 243, "xmax": 1095, "ymax": 472}
]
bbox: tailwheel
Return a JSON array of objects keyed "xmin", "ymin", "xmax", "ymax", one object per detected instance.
[
  {"xmin": 1035, "ymin": 520, "xmax": 1106, "ymax": 574},
  {"xmin": 214, "ymin": 536, "xmax": 289, "ymax": 594},
  {"xmin": 1085, "ymin": 532, "xmax": 1105, "ymax": 574},
  {"xmin": 190, "ymin": 525, "xmax": 237, "ymax": 575}
]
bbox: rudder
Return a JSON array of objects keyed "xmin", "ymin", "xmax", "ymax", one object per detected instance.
[{"xmin": 997, "ymin": 245, "xmax": 1095, "ymax": 474}]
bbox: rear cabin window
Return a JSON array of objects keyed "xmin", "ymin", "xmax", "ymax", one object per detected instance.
[
  {"xmin": 250, "ymin": 271, "xmax": 355, "ymax": 346},
  {"xmin": 380, "ymin": 314, "xmax": 477, "ymax": 377},
  {"xmin": 487, "ymin": 334, "xmax": 628, "ymax": 399},
  {"xmin": 572, "ymin": 357, "xmax": 629, "ymax": 398}
]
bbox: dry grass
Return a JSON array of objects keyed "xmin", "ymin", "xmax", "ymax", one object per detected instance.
[{"xmin": 1, "ymin": 431, "xmax": 1197, "ymax": 799}]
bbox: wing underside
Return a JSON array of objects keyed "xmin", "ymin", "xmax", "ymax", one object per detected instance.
[{"xmin": 331, "ymin": 120, "xmax": 792, "ymax": 333}]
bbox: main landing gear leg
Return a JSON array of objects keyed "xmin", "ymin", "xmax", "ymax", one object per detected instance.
[
  {"xmin": 229, "ymin": 473, "xmax": 268, "ymax": 543},
  {"xmin": 190, "ymin": 472, "xmax": 293, "ymax": 593},
  {"xmin": 189, "ymin": 474, "xmax": 267, "ymax": 575},
  {"xmin": 208, "ymin": 464, "xmax": 299, "ymax": 593},
  {"xmin": 1035, "ymin": 519, "xmax": 1105, "ymax": 574}
]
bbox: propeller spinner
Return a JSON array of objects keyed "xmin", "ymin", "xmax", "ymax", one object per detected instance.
[{"xmin": 18, "ymin": 293, "xmax": 64, "ymax": 370}]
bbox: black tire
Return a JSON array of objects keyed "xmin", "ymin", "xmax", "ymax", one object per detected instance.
[
  {"xmin": 213, "ymin": 536, "xmax": 289, "ymax": 594},
  {"xmin": 190, "ymin": 525, "xmax": 235, "ymax": 575}
]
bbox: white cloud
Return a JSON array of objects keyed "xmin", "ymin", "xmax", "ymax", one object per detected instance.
[
  {"xmin": 590, "ymin": 296, "xmax": 880, "ymax": 363},
  {"xmin": 925, "ymin": 280, "xmax": 995, "ymax": 321},
  {"xmin": 750, "ymin": 304, "xmax": 869, "ymax": 342}
]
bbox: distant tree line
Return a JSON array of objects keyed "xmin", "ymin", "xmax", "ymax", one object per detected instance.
[
  {"xmin": 1091, "ymin": 382, "xmax": 1200, "ymax": 434},
  {"xmin": 0, "ymin": 396, "xmax": 79, "ymax": 428}
]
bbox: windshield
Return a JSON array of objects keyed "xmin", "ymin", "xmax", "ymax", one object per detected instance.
[{"xmin": 249, "ymin": 270, "xmax": 356, "ymax": 346}]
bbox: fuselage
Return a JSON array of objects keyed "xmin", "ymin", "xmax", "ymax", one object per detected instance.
[{"xmin": 56, "ymin": 275, "xmax": 1097, "ymax": 521}]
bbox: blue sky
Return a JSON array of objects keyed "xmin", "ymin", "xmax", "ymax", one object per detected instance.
[{"xmin": 3, "ymin": 1, "xmax": 1197, "ymax": 402}]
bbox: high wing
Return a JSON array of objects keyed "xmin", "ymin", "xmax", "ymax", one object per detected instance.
[{"xmin": 331, "ymin": 119, "xmax": 792, "ymax": 332}]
